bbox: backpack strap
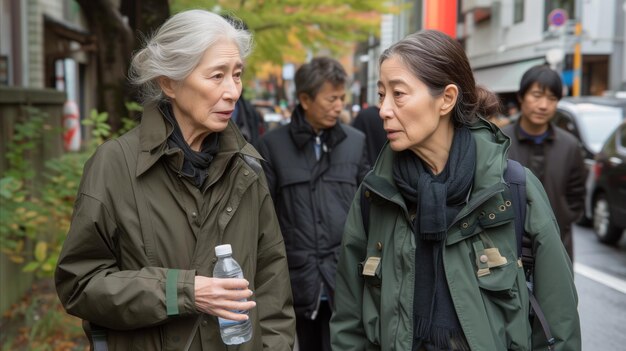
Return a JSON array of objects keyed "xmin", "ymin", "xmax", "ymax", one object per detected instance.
[
  {"xmin": 504, "ymin": 159, "xmax": 556, "ymax": 350},
  {"xmin": 504, "ymin": 159, "xmax": 529, "ymax": 263}
]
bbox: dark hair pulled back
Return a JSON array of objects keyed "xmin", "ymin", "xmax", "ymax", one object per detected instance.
[{"xmin": 379, "ymin": 30, "xmax": 500, "ymax": 126}]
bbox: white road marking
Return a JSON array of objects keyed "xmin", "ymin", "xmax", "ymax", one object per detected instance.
[{"xmin": 575, "ymin": 262, "xmax": 626, "ymax": 294}]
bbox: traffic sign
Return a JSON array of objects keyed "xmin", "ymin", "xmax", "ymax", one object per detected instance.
[{"xmin": 548, "ymin": 8, "xmax": 568, "ymax": 27}]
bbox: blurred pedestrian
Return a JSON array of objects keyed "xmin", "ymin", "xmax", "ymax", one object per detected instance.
[
  {"xmin": 339, "ymin": 109, "xmax": 352, "ymax": 124},
  {"xmin": 330, "ymin": 30, "xmax": 580, "ymax": 351},
  {"xmin": 351, "ymin": 105, "xmax": 386, "ymax": 165},
  {"xmin": 55, "ymin": 10, "xmax": 295, "ymax": 351},
  {"xmin": 506, "ymin": 101, "xmax": 520, "ymax": 117},
  {"xmin": 257, "ymin": 57, "xmax": 370, "ymax": 351},
  {"xmin": 502, "ymin": 65, "xmax": 587, "ymax": 261},
  {"xmin": 232, "ymin": 91, "xmax": 264, "ymax": 146}
]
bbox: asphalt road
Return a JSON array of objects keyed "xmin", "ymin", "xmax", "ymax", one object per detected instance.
[{"xmin": 574, "ymin": 224, "xmax": 626, "ymax": 350}]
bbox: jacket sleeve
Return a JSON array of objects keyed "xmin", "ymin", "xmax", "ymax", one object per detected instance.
[
  {"xmin": 565, "ymin": 144, "xmax": 587, "ymax": 221},
  {"xmin": 330, "ymin": 189, "xmax": 369, "ymax": 350},
  {"xmin": 254, "ymin": 179, "xmax": 296, "ymax": 350},
  {"xmin": 55, "ymin": 146, "xmax": 197, "ymax": 330},
  {"xmin": 525, "ymin": 171, "xmax": 581, "ymax": 350}
]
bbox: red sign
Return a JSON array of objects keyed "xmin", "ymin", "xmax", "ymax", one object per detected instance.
[{"xmin": 424, "ymin": 0, "xmax": 457, "ymax": 37}]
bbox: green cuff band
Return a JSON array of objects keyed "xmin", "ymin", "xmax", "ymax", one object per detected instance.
[{"xmin": 166, "ymin": 269, "xmax": 180, "ymax": 316}]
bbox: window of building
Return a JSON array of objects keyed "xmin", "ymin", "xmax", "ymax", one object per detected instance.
[{"xmin": 513, "ymin": 0, "xmax": 524, "ymax": 24}]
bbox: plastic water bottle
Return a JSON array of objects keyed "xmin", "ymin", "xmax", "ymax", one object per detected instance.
[{"xmin": 213, "ymin": 244, "xmax": 252, "ymax": 345}]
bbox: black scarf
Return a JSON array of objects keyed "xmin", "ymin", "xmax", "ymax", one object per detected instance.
[
  {"xmin": 393, "ymin": 126, "xmax": 475, "ymax": 351},
  {"xmin": 159, "ymin": 102, "xmax": 220, "ymax": 188}
]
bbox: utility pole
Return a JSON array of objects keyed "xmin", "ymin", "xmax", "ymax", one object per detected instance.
[{"xmin": 572, "ymin": 0, "xmax": 583, "ymax": 96}]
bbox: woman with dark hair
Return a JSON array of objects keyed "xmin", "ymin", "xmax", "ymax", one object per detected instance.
[{"xmin": 330, "ymin": 30, "xmax": 580, "ymax": 351}]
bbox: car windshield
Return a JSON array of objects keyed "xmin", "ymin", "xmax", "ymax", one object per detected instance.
[{"xmin": 576, "ymin": 104, "xmax": 624, "ymax": 153}]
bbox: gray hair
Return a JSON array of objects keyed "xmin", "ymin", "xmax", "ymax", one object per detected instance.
[{"xmin": 129, "ymin": 10, "xmax": 253, "ymax": 104}]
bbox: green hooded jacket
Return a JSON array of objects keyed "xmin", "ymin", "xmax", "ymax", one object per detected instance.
[
  {"xmin": 55, "ymin": 103, "xmax": 296, "ymax": 350},
  {"xmin": 330, "ymin": 119, "xmax": 581, "ymax": 351}
]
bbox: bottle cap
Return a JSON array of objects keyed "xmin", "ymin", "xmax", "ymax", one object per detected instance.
[{"xmin": 215, "ymin": 244, "xmax": 232, "ymax": 257}]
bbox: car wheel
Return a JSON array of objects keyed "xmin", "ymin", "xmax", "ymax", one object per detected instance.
[{"xmin": 593, "ymin": 193, "xmax": 624, "ymax": 245}]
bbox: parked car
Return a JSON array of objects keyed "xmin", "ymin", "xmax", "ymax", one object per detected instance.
[
  {"xmin": 555, "ymin": 97, "xmax": 626, "ymax": 160},
  {"xmin": 554, "ymin": 97, "xmax": 626, "ymax": 224},
  {"xmin": 588, "ymin": 121, "xmax": 626, "ymax": 245}
]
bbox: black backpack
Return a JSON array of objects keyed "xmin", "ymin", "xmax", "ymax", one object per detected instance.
[{"xmin": 359, "ymin": 159, "xmax": 555, "ymax": 350}]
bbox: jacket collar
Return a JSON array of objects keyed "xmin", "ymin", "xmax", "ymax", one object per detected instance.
[
  {"xmin": 363, "ymin": 117, "xmax": 510, "ymax": 212},
  {"xmin": 513, "ymin": 120, "xmax": 556, "ymax": 142},
  {"xmin": 135, "ymin": 101, "xmax": 261, "ymax": 177},
  {"xmin": 288, "ymin": 104, "xmax": 347, "ymax": 149}
]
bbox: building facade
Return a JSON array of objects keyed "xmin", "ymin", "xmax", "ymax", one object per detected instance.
[
  {"xmin": 462, "ymin": 0, "xmax": 626, "ymax": 102},
  {"xmin": 1, "ymin": 0, "xmax": 98, "ymax": 116},
  {"xmin": 357, "ymin": 0, "xmax": 626, "ymax": 106}
]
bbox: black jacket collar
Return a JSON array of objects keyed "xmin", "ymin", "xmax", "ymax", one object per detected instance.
[{"xmin": 288, "ymin": 104, "xmax": 347, "ymax": 150}]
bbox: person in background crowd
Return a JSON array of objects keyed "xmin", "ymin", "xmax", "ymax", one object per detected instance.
[
  {"xmin": 339, "ymin": 109, "xmax": 353, "ymax": 125},
  {"xmin": 352, "ymin": 105, "xmax": 386, "ymax": 166},
  {"xmin": 232, "ymin": 92, "xmax": 264, "ymax": 146},
  {"xmin": 330, "ymin": 30, "xmax": 580, "ymax": 351},
  {"xmin": 486, "ymin": 112, "xmax": 511, "ymax": 128},
  {"xmin": 55, "ymin": 10, "xmax": 295, "ymax": 351},
  {"xmin": 257, "ymin": 57, "xmax": 370, "ymax": 351},
  {"xmin": 502, "ymin": 65, "xmax": 587, "ymax": 262},
  {"xmin": 507, "ymin": 101, "xmax": 520, "ymax": 117}
]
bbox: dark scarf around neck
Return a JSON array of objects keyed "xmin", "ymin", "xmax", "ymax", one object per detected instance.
[
  {"xmin": 159, "ymin": 102, "xmax": 220, "ymax": 188},
  {"xmin": 393, "ymin": 126, "xmax": 476, "ymax": 351},
  {"xmin": 393, "ymin": 126, "xmax": 476, "ymax": 240}
]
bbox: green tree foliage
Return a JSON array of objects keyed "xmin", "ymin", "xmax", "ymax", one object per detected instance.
[
  {"xmin": 171, "ymin": 0, "xmax": 397, "ymax": 68},
  {"xmin": 0, "ymin": 106, "xmax": 139, "ymax": 278}
]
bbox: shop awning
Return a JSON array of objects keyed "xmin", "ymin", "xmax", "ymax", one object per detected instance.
[{"xmin": 472, "ymin": 58, "xmax": 546, "ymax": 93}]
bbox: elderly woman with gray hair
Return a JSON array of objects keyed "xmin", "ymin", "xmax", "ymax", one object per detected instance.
[{"xmin": 55, "ymin": 9, "xmax": 295, "ymax": 351}]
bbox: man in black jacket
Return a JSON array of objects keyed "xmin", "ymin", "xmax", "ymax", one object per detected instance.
[
  {"xmin": 502, "ymin": 65, "xmax": 587, "ymax": 262},
  {"xmin": 257, "ymin": 57, "xmax": 369, "ymax": 351},
  {"xmin": 351, "ymin": 105, "xmax": 385, "ymax": 166}
]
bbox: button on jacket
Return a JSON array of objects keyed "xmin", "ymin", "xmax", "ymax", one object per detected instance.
[
  {"xmin": 331, "ymin": 119, "xmax": 581, "ymax": 351},
  {"xmin": 55, "ymin": 103, "xmax": 295, "ymax": 350}
]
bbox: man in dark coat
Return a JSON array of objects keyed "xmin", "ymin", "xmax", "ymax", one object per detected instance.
[
  {"xmin": 351, "ymin": 105, "xmax": 386, "ymax": 166},
  {"xmin": 233, "ymin": 94, "xmax": 264, "ymax": 146},
  {"xmin": 257, "ymin": 57, "xmax": 369, "ymax": 351},
  {"xmin": 502, "ymin": 65, "xmax": 587, "ymax": 261}
]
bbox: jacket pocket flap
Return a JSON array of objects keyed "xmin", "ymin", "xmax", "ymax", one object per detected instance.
[
  {"xmin": 322, "ymin": 163, "xmax": 358, "ymax": 183},
  {"xmin": 476, "ymin": 260, "xmax": 518, "ymax": 292},
  {"xmin": 278, "ymin": 168, "xmax": 310, "ymax": 187}
]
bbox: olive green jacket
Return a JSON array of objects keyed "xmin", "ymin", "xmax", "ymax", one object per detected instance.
[
  {"xmin": 55, "ymin": 103, "xmax": 295, "ymax": 350},
  {"xmin": 330, "ymin": 119, "xmax": 581, "ymax": 350}
]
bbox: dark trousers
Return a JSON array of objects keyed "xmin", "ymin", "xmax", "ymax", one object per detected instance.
[{"xmin": 296, "ymin": 301, "xmax": 331, "ymax": 351}]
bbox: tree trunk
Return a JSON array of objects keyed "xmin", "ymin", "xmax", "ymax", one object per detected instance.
[{"xmin": 77, "ymin": 0, "xmax": 169, "ymax": 131}]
